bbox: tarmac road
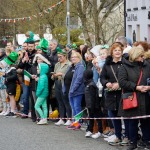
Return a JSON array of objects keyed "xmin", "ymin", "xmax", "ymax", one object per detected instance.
[{"xmin": 0, "ymin": 116, "xmax": 141, "ymax": 150}]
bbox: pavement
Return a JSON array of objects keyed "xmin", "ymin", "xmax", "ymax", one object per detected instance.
[{"xmin": 0, "ymin": 116, "xmax": 140, "ymax": 150}]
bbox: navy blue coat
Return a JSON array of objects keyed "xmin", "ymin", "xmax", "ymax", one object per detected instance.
[{"xmin": 69, "ymin": 62, "xmax": 85, "ymax": 97}]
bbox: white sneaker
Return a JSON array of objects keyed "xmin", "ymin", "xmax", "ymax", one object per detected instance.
[
  {"xmin": 91, "ymin": 132, "xmax": 102, "ymax": 139},
  {"xmin": 4, "ymin": 111, "xmax": 10, "ymax": 116},
  {"xmin": 0, "ymin": 111, "xmax": 6, "ymax": 115},
  {"xmin": 55, "ymin": 119, "xmax": 65, "ymax": 126},
  {"xmin": 104, "ymin": 135, "xmax": 116, "ymax": 142},
  {"xmin": 64, "ymin": 120, "xmax": 72, "ymax": 126},
  {"xmin": 85, "ymin": 131, "xmax": 92, "ymax": 137},
  {"xmin": 37, "ymin": 119, "xmax": 48, "ymax": 125}
]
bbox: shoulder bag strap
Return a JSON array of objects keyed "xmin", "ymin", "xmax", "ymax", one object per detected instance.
[
  {"xmin": 137, "ymin": 69, "xmax": 143, "ymax": 85},
  {"xmin": 110, "ymin": 65, "xmax": 118, "ymax": 82}
]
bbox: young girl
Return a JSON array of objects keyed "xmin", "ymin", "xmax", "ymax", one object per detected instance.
[
  {"xmin": 93, "ymin": 45, "xmax": 109, "ymax": 73},
  {"xmin": 0, "ymin": 60, "xmax": 10, "ymax": 115},
  {"xmin": 3, "ymin": 52, "xmax": 18, "ymax": 116},
  {"xmin": 84, "ymin": 69, "xmax": 103, "ymax": 139},
  {"xmin": 35, "ymin": 63, "xmax": 49, "ymax": 125}
]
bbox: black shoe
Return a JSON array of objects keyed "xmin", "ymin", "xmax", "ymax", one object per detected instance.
[
  {"xmin": 32, "ymin": 118, "xmax": 36, "ymax": 122},
  {"xmin": 127, "ymin": 144, "xmax": 137, "ymax": 150},
  {"xmin": 137, "ymin": 141, "xmax": 146, "ymax": 148},
  {"xmin": 5, "ymin": 112, "xmax": 15, "ymax": 117},
  {"xmin": 145, "ymin": 141, "xmax": 150, "ymax": 150}
]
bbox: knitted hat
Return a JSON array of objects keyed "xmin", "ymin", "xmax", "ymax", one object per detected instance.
[
  {"xmin": 36, "ymin": 38, "xmax": 48, "ymax": 53},
  {"xmin": 66, "ymin": 44, "xmax": 72, "ymax": 49},
  {"xmin": 33, "ymin": 54, "xmax": 51, "ymax": 65},
  {"xmin": 4, "ymin": 51, "xmax": 18, "ymax": 65},
  {"xmin": 90, "ymin": 45, "xmax": 102, "ymax": 57},
  {"xmin": 56, "ymin": 47, "xmax": 67, "ymax": 55}
]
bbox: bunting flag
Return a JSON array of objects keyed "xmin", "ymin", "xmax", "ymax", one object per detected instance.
[{"xmin": 0, "ymin": 0, "xmax": 65, "ymax": 23}]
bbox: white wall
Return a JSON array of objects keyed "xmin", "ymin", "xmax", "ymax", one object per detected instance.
[{"xmin": 126, "ymin": 0, "xmax": 150, "ymax": 43}]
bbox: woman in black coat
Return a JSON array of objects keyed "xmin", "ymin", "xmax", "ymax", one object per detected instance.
[
  {"xmin": 118, "ymin": 47, "xmax": 150, "ymax": 150},
  {"xmin": 100, "ymin": 42, "xmax": 129, "ymax": 146}
]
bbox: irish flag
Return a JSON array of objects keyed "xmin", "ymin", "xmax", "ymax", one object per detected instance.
[{"xmin": 24, "ymin": 70, "xmax": 31, "ymax": 86}]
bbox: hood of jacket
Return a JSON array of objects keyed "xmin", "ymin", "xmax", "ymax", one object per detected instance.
[
  {"xmin": 83, "ymin": 69, "xmax": 93, "ymax": 85},
  {"xmin": 123, "ymin": 58, "xmax": 148, "ymax": 68},
  {"xmin": 39, "ymin": 63, "xmax": 49, "ymax": 75},
  {"xmin": 105, "ymin": 55, "xmax": 125, "ymax": 65}
]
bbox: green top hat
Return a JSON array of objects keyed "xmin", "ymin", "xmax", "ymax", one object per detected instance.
[
  {"xmin": 56, "ymin": 47, "xmax": 67, "ymax": 55},
  {"xmin": 36, "ymin": 38, "xmax": 48, "ymax": 53},
  {"xmin": 4, "ymin": 51, "xmax": 18, "ymax": 65}
]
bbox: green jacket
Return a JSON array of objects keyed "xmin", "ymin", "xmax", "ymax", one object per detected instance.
[{"xmin": 36, "ymin": 63, "xmax": 49, "ymax": 98}]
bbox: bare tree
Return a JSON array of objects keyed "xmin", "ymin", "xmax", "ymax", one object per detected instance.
[{"xmin": 71, "ymin": 0, "xmax": 123, "ymax": 46}]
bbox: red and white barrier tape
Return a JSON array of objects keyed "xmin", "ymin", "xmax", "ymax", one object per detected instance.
[{"xmin": 15, "ymin": 112, "xmax": 150, "ymax": 120}]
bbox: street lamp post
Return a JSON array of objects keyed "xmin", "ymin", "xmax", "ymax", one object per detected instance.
[{"xmin": 66, "ymin": 0, "xmax": 70, "ymax": 45}]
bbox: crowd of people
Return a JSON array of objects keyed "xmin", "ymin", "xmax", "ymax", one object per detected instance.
[{"xmin": 0, "ymin": 31, "xmax": 150, "ymax": 150}]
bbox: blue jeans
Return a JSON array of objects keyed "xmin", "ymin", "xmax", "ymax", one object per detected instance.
[
  {"xmin": 69, "ymin": 95, "xmax": 83, "ymax": 117},
  {"xmin": 19, "ymin": 83, "xmax": 25, "ymax": 104},
  {"xmin": 22, "ymin": 84, "xmax": 30, "ymax": 115},
  {"xmin": 108, "ymin": 110, "xmax": 122, "ymax": 139}
]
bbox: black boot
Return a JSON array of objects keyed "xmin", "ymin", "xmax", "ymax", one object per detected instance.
[
  {"xmin": 126, "ymin": 143, "xmax": 137, "ymax": 150},
  {"xmin": 145, "ymin": 141, "xmax": 150, "ymax": 150}
]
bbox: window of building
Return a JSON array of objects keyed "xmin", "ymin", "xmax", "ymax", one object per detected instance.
[
  {"xmin": 142, "ymin": 0, "xmax": 145, "ymax": 6},
  {"xmin": 137, "ymin": 25, "xmax": 140, "ymax": 41},
  {"xmin": 128, "ymin": 25, "xmax": 132, "ymax": 40},
  {"xmin": 134, "ymin": 0, "xmax": 137, "ymax": 8},
  {"xmin": 148, "ymin": 25, "xmax": 150, "ymax": 43},
  {"xmin": 127, "ymin": 0, "xmax": 130, "ymax": 9}
]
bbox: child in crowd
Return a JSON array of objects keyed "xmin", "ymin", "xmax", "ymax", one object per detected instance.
[
  {"xmin": 35, "ymin": 63, "xmax": 49, "ymax": 125},
  {"xmin": 0, "ymin": 60, "xmax": 10, "ymax": 115},
  {"xmin": 84, "ymin": 69, "xmax": 103, "ymax": 139},
  {"xmin": 3, "ymin": 52, "xmax": 19, "ymax": 116},
  {"xmin": 93, "ymin": 45, "xmax": 109, "ymax": 74}
]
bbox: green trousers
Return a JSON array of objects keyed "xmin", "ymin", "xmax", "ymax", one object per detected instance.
[{"xmin": 35, "ymin": 97, "xmax": 48, "ymax": 119}]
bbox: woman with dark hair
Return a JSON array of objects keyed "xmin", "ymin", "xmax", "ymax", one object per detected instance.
[
  {"xmin": 81, "ymin": 45, "xmax": 88, "ymax": 62},
  {"xmin": 133, "ymin": 41, "xmax": 149, "ymax": 52}
]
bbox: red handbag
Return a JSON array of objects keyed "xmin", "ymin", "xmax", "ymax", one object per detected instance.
[{"xmin": 123, "ymin": 69, "xmax": 143, "ymax": 110}]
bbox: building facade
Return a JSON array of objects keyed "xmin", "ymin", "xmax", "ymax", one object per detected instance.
[{"xmin": 126, "ymin": 0, "xmax": 150, "ymax": 43}]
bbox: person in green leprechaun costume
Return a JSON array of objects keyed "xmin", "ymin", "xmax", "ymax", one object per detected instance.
[
  {"xmin": 29, "ymin": 38, "xmax": 51, "ymax": 122},
  {"xmin": 3, "ymin": 51, "xmax": 18, "ymax": 116},
  {"xmin": 35, "ymin": 38, "xmax": 50, "ymax": 61}
]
